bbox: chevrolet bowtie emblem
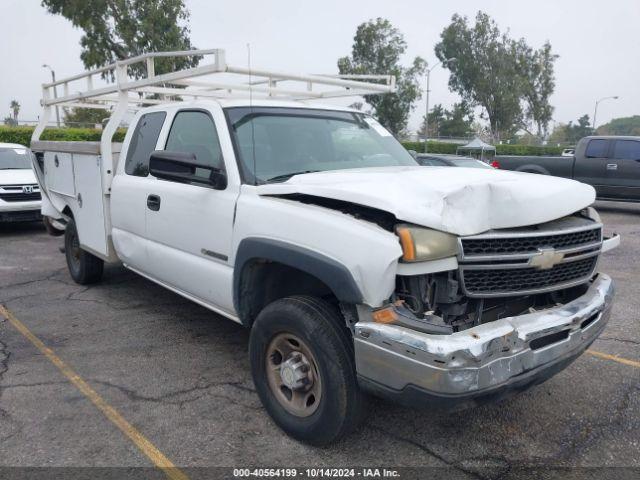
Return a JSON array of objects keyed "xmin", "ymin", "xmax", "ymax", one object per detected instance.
[{"xmin": 528, "ymin": 247, "xmax": 565, "ymax": 270}]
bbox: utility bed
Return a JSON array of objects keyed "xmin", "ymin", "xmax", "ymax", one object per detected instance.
[{"xmin": 31, "ymin": 141, "xmax": 122, "ymax": 261}]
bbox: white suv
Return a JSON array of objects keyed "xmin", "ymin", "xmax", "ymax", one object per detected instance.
[{"xmin": 0, "ymin": 143, "xmax": 41, "ymax": 223}]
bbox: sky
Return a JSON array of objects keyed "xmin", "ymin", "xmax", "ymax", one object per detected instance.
[{"xmin": 1, "ymin": 0, "xmax": 639, "ymax": 132}]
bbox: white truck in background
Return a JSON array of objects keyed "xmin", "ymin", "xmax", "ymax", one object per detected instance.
[
  {"xmin": 0, "ymin": 143, "xmax": 42, "ymax": 223},
  {"xmin": 31, "ymin": 50, "xmax": 620, "ymax": 445}
]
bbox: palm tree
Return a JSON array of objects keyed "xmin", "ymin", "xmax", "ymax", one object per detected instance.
[{"xmin": 10, "ymin": 100, "xmax": 20, "ymax": 124}]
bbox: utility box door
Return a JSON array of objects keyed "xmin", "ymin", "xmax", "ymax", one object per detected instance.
[
  {"xmin": 44, "ymin": 151, "xmax": 76, "ymax": 197},
  {"xmin": 73, "ymin": 154, "xmax": 109, "ymax": 257}
]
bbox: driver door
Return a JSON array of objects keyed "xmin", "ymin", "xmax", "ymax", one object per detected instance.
[{"xmin": 144, "ymin": 108, "xmax": 239, "ymax": 315}]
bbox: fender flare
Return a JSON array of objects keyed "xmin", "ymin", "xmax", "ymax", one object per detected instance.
[{"xmin": 233, "ymin": 237, "xmax": 364, "ymax": 318}]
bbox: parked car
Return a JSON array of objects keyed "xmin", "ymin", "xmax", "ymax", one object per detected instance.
[
  {"xmin": 0, "ymin": 143, "xmax": 42, "ymax": 223},
  {"xmin": 496, "ymin": 136, "xmax": 640, "ymax": 202},
  {"xmin": 31, "ymin": 51, "xmax": 619, "ymax": 445},
  {"xmin": 416, "ymin": 153, "xmax": 495, "ymax": 169}
]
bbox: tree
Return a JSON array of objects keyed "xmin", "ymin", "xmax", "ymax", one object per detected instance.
[
  {"xmin": 550, "ymin": 115, "xmax": 592, "ymax": 144},
  {"xmin": 10, "ymin": 100, "xmax": 20, "ymax": 123},
  {"xmin": 435, "ymin": 12, "xmax": 557, "ymax": 141},
  {"xmin": 421, "ymin": 102, "xmax": 473, "ymax": 138},
  {"xmin": 3, "ymin": 116, "xmax": 17, "ymax": 127},
  {"xmin": 41, "ymin": 0, "xmax": 199, "ymax": 77},
  {"xmin": 338, "ymin": 18, "xmax": 426, "ymax": 136},
  {"xmin": 64, "ymin": 108, "xmax": 110, "ymax": 128},
  {"xmin": 596, "ymin": 116, "xmax": 640, "ymax": 136},
  {"xmin": 515, "ymin": 41, "xmax": 558, "ymax": 138}
]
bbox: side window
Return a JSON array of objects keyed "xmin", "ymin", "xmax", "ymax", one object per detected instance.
[
  {"xmin": 613, "ymin": 140, "xmax": 640, "ymax": 160},
  {"xmin": 125, "ymin": 111, "xmax": 166, "ymax": 176},
  {"xmin": 585, "ymin": 139, "xmax": 609, "ymax": 158},
  {"xmin": 165, "ymin": 110, "xmax": 224, "ymax": 181}
]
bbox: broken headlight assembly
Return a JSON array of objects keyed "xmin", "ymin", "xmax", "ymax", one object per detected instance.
[{"xmin": 395, "ymin": 224, "xmax": 458, "ymax": 262}]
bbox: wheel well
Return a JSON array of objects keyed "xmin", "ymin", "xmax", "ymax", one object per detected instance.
[
  {"xmin": 62, "ymin": 205, "xmax": 73, "ymax": 219},
  {"xmin": 237, "ymin": 259, "xmax": 336, "ymax": 327}
]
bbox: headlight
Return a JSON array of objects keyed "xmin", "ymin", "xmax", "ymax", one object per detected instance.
[{"xmin": 395, "ymin": 225, "xmax": 459, "ymax": 262}]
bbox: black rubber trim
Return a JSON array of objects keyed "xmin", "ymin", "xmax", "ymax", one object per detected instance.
[
  {"xmin": 233, "ymin": 237, "xmax": 363, "ymax": 313},
  {"xmin": 358, "ymin": 336, "xmax": 597, "ymax": 411}
]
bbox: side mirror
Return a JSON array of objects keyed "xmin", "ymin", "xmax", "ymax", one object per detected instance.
[{"xmin": 149, "ymin": 150, "xmax": 227, "ymax": 190}]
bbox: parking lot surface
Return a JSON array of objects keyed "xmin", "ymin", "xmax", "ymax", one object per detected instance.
[{"xmin": 0, "ymin": 201, "xmax": 639, "ymax": 478}]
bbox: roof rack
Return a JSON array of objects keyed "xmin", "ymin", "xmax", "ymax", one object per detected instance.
[{"xmin": 32, "ymin": 49, "xmax": 395, "ymax": 192}]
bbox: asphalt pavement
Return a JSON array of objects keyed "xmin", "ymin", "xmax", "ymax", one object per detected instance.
[{"xmin": 0, "ymin": 201, "xmax": 638, "ymax": 479}]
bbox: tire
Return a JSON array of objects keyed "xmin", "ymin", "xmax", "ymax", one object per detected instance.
[
  {"xmin": 43, "ymin": 216, "xmax": 64, "ymax": 237},
  {"xmin": 249, "ymin": 295, "xmax": 367, "ymax": 445},
  {"xmin": 64, "ymin": 218, "xmax": 104, "ymax": 284}
]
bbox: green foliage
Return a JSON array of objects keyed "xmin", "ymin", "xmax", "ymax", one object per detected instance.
[
  {"xmin": 422, "ymin": 102, "xmax": 474, "ymax": 138},
  {"xmin": 495, "ymin": 144, "xmax": 562, "ymax": 156},
  {"xmin": 64, "ymin": 108, "xmax": 111, "ymax": 128},
  {"xmin": 41, "ymin": 0, "xmax": 199, "ymax": 77},
  {"xmin": 0, "ymin": 126, "xmax": 127, "ymax": 147},
  {"xmin": 435, "ymin": 11, "xmax": 557, "ymax": 141},
  {"xmin": 10, "ymin": 100, "xmax": 20, "ymax": 122},
  {"xmin": 596, "ymin": 116, "xmax": 640, "ymax": 136},
  {"xmin": 401, "ymin": 141, "xmax": 561, "ymax": 156},
  {"xmin": 515, "ymin": 41, "xmax": 557, "ymax": 137},
  {"xmin": 338, "ymin": 18, "xmax": 426, "ymax": 136},
  {"xmin": 548, "ymin": 115, "xmax": 592, "ymax": 144}
]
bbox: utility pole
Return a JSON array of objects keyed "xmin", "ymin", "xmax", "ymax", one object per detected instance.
[
  {"xmin": 424, "ymin": 57, "xmax": 456, "ymax": 153},
  {"xmin": 593, "ymin": 95, "xmax": 619, "ymax": 133},
  {"xmin": 42, "ymin": 64, "xmax": 61, "ymax": 128}
]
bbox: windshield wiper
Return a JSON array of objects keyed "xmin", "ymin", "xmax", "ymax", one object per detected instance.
[{"xmin": 266, "ymin": 170, "xmax": 321, "ymax": 183}]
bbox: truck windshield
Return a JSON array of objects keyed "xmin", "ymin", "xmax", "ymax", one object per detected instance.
[
  {"xmin": 0, "ymin": 148, "xmax": 31, "ymax": 170},
  {"xmin": 225, "ymin": 107, "xmax": 417, "ymax": 183}
]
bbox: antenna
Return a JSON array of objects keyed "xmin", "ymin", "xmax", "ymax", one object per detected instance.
[{"xmin": 247, "ymin": 43, "xmax": 257, "ymax": 186}]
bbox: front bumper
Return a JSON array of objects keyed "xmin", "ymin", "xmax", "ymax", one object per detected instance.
[
  {"xmin": 354, "ymin": 273, "xmax": 614, "ymax": 409},
  {"xmin": 0, "ymin": 204, "xmax": 42, "ymax": 223}
]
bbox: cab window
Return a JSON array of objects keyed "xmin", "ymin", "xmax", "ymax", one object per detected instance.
[
  {"xmin": 585, "ymin": 139, "xmax": 609, "ymax": 158},
  {"xmin": 125, "ymin": 111, "xmax": 166, "ymax": 177},
  {"xmin": 612, "ymin": 140, "xmax": 640, "ymax": 160},
  {"xmin": 165, "ymin": 110, "xmax": 224, "ymax": 181}
]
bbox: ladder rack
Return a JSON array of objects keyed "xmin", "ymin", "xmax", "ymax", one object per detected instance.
[{"xmin": 32, "ymin": 49, "xmax": 395, "ymax": 193}]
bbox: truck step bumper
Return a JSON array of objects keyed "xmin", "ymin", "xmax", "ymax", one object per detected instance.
[{"xmin": 354, "ymin": 274, "xmax": 614, "ymax": 409}]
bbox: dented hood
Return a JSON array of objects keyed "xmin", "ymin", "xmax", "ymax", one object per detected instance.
[{"xmin": 256, "ymin": 166, "xmax": 596, "ymax": 236}]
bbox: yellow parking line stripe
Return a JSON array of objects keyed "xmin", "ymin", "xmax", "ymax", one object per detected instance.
[
  {"xmin": 587, "ymin": 349, "xmax": 640, "ymax": 369},
  {"xmin": 0, "ymin": 304, "xmax": 189, "ymax": 480}
]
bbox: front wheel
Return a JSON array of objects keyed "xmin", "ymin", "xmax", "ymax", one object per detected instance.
[
  {"xmin": 64, "ymin": 218, "xmax": 104, "ymax": 284},
  {"xmin": 249, "ymin": 296, "xmax": 367, "ymax": 445}
]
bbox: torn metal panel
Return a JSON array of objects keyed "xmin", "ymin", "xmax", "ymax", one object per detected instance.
[{"xmin": 256, "ymin": 166, "xmax": 596, "ymax": 236}]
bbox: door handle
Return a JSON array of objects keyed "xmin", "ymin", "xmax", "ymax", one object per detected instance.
[
  {"xmin": 147, "ymin": 194, "xmax": 161, "ymax": 211},
  {"xmin": 606, "ymin": 163, "xmax": 618, "ymax": 170}
]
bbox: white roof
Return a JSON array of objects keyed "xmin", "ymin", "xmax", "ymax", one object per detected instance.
[
  {"xmin": 0, "ymin": 143, "xmax": 28, "ymax": 149},
  {"xmin": 459, "ymin": 137, "xmax": 496, "ymax": 150}
]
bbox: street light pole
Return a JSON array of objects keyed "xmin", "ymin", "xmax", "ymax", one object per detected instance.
[
  {"xmin": 42, "ymin": 64, "xmax": 61, "ymax": 128},
  {"xmin": 424, "ymin": 57, "xmax": 456, "ymax": 153},
  {"xmin": 593, "ymin": 95, "xmax": 619, "ymax": 133}
]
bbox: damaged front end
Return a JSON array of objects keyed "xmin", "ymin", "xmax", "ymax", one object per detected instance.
[{"xmin": 353, "ymin": 211, "xmax": 619, "ymax": 408}]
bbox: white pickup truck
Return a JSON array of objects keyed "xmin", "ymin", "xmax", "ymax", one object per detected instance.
[{"xmin": 31, "ymin": 50, "xmax": 620, "ymax": 445}]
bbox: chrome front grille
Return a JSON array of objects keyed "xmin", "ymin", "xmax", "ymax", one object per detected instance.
[
  {"xmin": 458, "ymin": 218, "xmax": 602, "ymax": 297},
  {"xmin": 0, "ymin": 184, "xmax": 41, "ymax": 202}
]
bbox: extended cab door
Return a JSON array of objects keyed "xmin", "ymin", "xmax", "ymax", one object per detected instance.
[
  {"xmin": 111, "ymin": 110, "xmax": 167, "ymax": 272},
  {"xmin": 608, "ymin": 139, "xmax": 640, "ymax": 200},
  {"xmin": 144, "ymin": 107, "xmax": 239, "ymax": 315},
  {"xmin": 573, "ymin": 138, "xmax": 609, "ymax": 197}
]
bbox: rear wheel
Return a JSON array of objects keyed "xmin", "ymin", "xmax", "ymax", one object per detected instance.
[
  {"xmin": 249, "ymin": 296, "xmax": 367, "ymax": 445},
  {"xmin": 64, "ymin": 218, "xmax": 104, "ymax": 284}
]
